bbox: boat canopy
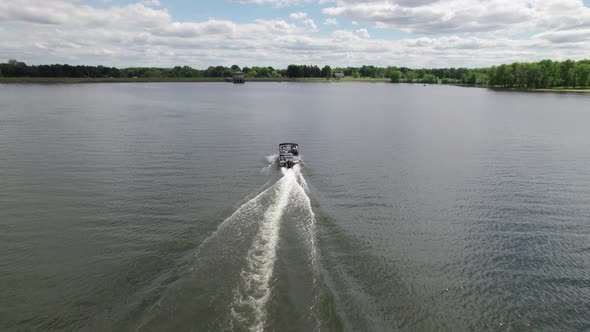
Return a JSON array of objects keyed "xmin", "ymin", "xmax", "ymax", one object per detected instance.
[{"xmin": 278, "ymin": 143, "xmax": 300, "ymax": 168}]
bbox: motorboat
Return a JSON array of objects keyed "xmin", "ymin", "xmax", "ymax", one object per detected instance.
[{"xmin": 278, "ymin": 143, "xmax": 300, "ymax": 168}]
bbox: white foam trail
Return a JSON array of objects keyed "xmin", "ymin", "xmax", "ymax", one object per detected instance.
[
  {"xmin": 291, "ymin": 167, "xmax": 321, "ymax": 314},
  {"xmin": 231, "ymin": 168, "xmax": 295, "ymax": 331},
  {"xmin": 265, "ymin": 154, "xmax": 278, "ymax": 163},
  {"xmin": 228, "ymin": 164, "xmax": 321, "ymax": 331},
  {"xmin": 293, "ymin": 183, "xmax": 317, "ymax": 266},
  {"xmin": 294, "ymin": 165, "xmax": 310, "ymax": 192},
  {"xmin": 290, "ymin": 165, "xmax": 316, "ymax": 264},
  {"xmin": 193, "ymin": 187, "xmax": 270, "ymax": 258},
  {"xmin": 261, "ymin": 154, "xmax": 278, "ymax": 173}
]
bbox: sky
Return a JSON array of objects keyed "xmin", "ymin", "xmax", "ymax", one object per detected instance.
[{"xmin": 1, "ymin": 0, "xmax": 590, "ymax": 68}]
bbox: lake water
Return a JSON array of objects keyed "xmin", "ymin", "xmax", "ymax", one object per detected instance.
[{"xmin": 1, "ymin": 82, "xmax": 589, "ymax": 331}]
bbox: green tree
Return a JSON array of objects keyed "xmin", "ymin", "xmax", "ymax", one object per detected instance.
[
  {"xmin": 526, "ymin": 63, "xmax": 541, "ymax": 88},
  {"xmin": 538, "ymin": 60, "xmax": 558, "ymax": 88},
  {"xmin": 494, "ymin": 64, "xmax": 514, "ymax": 87},
  {"xmin": 513, "ymin": 63, "xmax": 527, "ymax": 88},
  {"xmin": 389, "ymin": 70, "xmax": 401, "ymax": 83},
  {"xmin": 405, "ymin": 70, "xmax": 416, "ymax": 83},
  {"xmin": 141, "ymin": 68, "xmax": 161, "ymax": 77},
  {"xmin": 321, "ymin": 65, "xmax": 332, "ymax": 79},
  {"xmin": 257, "ymin": 67, "xmax": 270, "ymax": 77},
  {"xmin": 574, "ymin": 63, "xmax": 590, "ymax": 87},
  {"xmin": 286, "ymin": 64, "xmax": 303, "ymax": 78},
  {"xmin": 467, "ymin": 72, "xmax": 477, "ymax": 85},
  {"xmin": 421, "ymin": 73, "xmax": 438, "ymax": 84},
  {"xmin": 560, "ymin": 60, "xmax": 575, "ymax": 87}
]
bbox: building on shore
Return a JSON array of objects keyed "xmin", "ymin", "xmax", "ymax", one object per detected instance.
[
  {"xmin": 333, "ymin": 72, "xmax": 344, "ymax": 80},
  {"xmin": 232, "ymin": 71, "xmax": 245, "ymax": 83}
]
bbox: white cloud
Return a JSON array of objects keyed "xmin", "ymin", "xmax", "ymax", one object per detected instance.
[
  {"xmin": 304, "ymin": 18, "xmax": 319, "ymax": 31},
  {"xmin": 355, "ymin": 28, "xmax": 370, "ymax": 39},
  {"xmin": 142, "ymin": 0, "xmax": 160, "ymax": 6},
  {"xmin": 322, "ymin": 0, "xmax": 590, "ymax": 35},
  {"xmin": 229, "ymin": 0, "xmax": 311, "ymax": 7},
  {"xmin": 0, "ymin": 1, "xmax": 171, "ymax": 27},
  {"xmin": 151, "ymin": 20, "xmax": 237, "ymax": 37},
  {"xmin": 324, "ymin": 18, "xmax": 338, "ymax": 25},
  {"xmin": 533, "ymin": 28, "xmax": 590, "ymax": 43},
  {"xmin": 0, "ymin": 0, "xmax": 589, "ymax": 68},
  {"xmin": 289, "ymin": 12, "xmax": 308, "ymax": 20},
  {"xmin": 332, "ymin": 28, "xmax": 370, "ymax": 41}
]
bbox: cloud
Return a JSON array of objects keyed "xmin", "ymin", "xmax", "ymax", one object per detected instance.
[
  {"xmin": 322, "ymin": 0, "xmax": 590, "ymax": 35},
  {"xmin": 324, "ymin": 18, "xmax": 338, "ymax": 25},
  {"xmin": 151, "ymin": 20, "xmax": 237, "ymax": 37},
  {"xmin": 534, "ymin": 29, "xmax": 590, "ymax": 43},
  {"xmin": 304, "ymin": 19, "xmax": 319, "ymax": 31},
  {"xmin": 0, "ymin": 1, "xmax": 171, "ymax": 27},
  {"xmin": 228, "ymin": 0, "xmax": 311, "ymax": 7},
  {"xmin": 0, "ymin": 0, "xmax": 589, "ymax": 69},
  {"xmin": 332, "ymin": 28, "xmax": 370, "ymax": 41},
  {"xmin": 355, "ymin": 28, "xmax": 370, "ymax": 39},
  {"xmin": 289, "ymin": 12, "xmax": 308, "ymax": 19},
  {"xmin": 142, "ymin": 0, "xmax": 161, "ymax": 6}
]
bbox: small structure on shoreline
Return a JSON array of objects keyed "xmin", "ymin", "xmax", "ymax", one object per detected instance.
[
  {"xmin": 232, "ymin": 71, "xmax": 245, "ymax": 83},
  {"xmin": 333, "ymin": 72, "xmax": 344, "ymax": 80}
]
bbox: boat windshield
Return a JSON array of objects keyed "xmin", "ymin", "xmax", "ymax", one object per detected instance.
[{"xmin": 279, "ymin": 143, "xmax": 298, "ymax": 155}]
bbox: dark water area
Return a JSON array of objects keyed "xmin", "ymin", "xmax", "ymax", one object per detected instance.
[{"xmin": 1, "ymin": 82, "xmax": 589, "ymax": 331}]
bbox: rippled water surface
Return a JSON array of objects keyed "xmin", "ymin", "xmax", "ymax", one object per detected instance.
[{"xmin": 1, "ymin": 83, "xmax": 589, "ymax": 331}]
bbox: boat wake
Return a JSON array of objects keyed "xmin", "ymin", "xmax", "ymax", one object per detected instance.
[
  {"xmin": 229, "ymin": 164, "xmax": 318, "ymax": 331},
  {"xmin": 261, "ymin": 154, "xmax": 305, "ymax": 174},
  {"xmin": 260, "ymin": 154, "xmax": 278, "ymax": 174},
  {"xmin": 135, "ymin": 163, "xmax": 322, "ymax": 331}
]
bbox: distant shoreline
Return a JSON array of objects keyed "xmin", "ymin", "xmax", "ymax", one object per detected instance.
[
  {"xmin": 519, "ymin": 88, "xmax": 590, "ymax": 93},
  {"xmin": 0, "ymin": 77, "xmax": 389, "ymax": 84},
  {"xmin": 1, "ymin": 77, "xmax": 589, "ymax": 93},
  {"xmin": 449, "ymin": 84, "xmax": 590, "ymax": 93}
]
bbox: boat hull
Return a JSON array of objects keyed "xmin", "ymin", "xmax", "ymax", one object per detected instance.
[{"xmin": 278, "ymin": 143, "xmax": 300, "ymax": 168}]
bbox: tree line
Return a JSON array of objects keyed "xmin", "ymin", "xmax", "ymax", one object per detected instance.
[{"xmin": 1, "ymin": 58, "xmax": 589, "ymax": 88}]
